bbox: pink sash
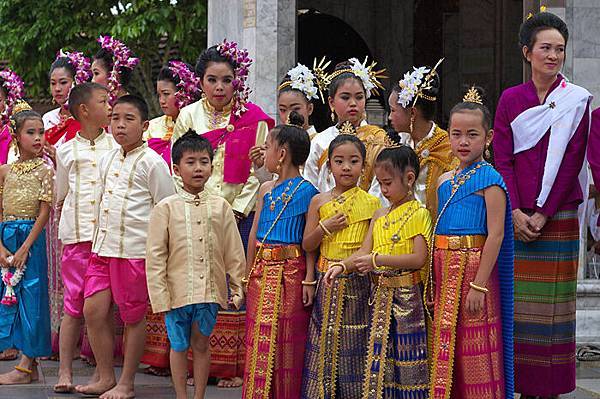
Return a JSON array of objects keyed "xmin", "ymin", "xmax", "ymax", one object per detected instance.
[
  {"xmin": 147, "ymin": 137, "xmax": 172, "ymax": 167},
  {"xmin": 0, "ymin": 125, "xmax": 12, "ymax": 164},
  {"xmin": 202, "ymin": 102, "xmax": 274, "ymax": 184}
]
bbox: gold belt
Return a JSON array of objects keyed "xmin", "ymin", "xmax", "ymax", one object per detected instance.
[
  {"xmin": 371, "ymin": 271, "xmax": 421, "ymax": 288},
  {"xmin": 255, "ymin": 244, "xmax": 302, "ymax": 261},
  {"xmin": 434, "ymin": 234, "xmax": 486, "ymax": 250}
]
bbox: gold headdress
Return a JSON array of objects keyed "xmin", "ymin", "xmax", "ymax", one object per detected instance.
[
  {"xmin": 337, "ymin": 120, "xmax": 357, "ymax": 136},
  {"xmin": 9, "ymin": 100, "xmax": 33, "ymax": 135},
  {"xmin": 325, "ymin": 57, "xmax": 387, "ymax": 98},
  {"xmin": 462, "ymin": 86, "xmax": 483, "ymax": 105},
  {"xmin": 11, "ymin": 100, "xmax": 32, "ymax": 115},
  {"xmin": 278, "ymin": 58, "xmax": 330, "ymax": 103},
  {"xmin": 382, "ymin": 135, "xmax": 405, "ymax": 149},
  {"xmin": 527, "ymin": 4, "xmax": 547, "ymax": 20},
  {"xmin": 396, "ymin": 58, "xmax": 444, "ymax": 108}
]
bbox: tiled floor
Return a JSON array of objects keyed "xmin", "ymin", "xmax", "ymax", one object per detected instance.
[{"xmin": 2, "ymin": 358, "xmax": 600, "ymax": 398}]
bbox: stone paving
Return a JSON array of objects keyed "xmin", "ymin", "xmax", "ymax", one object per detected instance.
[{"xmin": 1, "ymin": 358, "xmax": 600, "ymax": 398}]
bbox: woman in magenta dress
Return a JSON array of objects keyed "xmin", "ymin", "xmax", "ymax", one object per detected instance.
[{"xmin": 493, "ymin": 11, "xmax": 592, "ymax": 398}]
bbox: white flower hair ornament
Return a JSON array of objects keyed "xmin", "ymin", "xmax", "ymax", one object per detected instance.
[
  {"xmin": 325, "ymin": 56, "xmax": 387, "ymax": 99},
  {"xmin": 397, "ymin": 58, "xmax": 444, "ymax": 108},
  {"xmin": 278, "ymin": 58, "xmax": 330, "ymax": 103}
]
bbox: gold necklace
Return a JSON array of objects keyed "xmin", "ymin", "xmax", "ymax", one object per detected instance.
[
  {"xmin": 267, "ymin": 179, "xmax": 295, "ymax": 211},
  {"xmin": 385, "ymin": 201, "xmax": 420, "ymax": 246},
  {"xmin": 451, "ymin": 161, "xmax": 489, "ymax": 194},
  {"xmin": 202, "ymin": 98, "xmax": 232, "ymax": 130},
  {"xmin": 10, "ymin": 158, "xmax": 43, "ymax": 175}
]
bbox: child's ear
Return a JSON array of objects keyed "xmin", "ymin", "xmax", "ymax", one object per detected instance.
[
  {"xmin": 307, "ymin": 102, "xmax": 314, "ymax": 117},
  {"xmin": 173, "ymin": 164, "xmax": 181, "ymax": 177},
  {"xmin": 486, "ymin": 129, "xmax": 494, "ymax": 146},
  {"xmin": 406, "ymin": 170, "xmax": 416, "ymax": 187},
  {"xmin": 142, "ymin": 120, "xmax": 150, "ymax": 132}
]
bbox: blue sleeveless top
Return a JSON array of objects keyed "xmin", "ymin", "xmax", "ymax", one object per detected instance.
[
  {"xmin": 434, "ymin": 161, "xmax": 516, "ymax": 397},
  {"xmin": 256, "ymin": 176, "xmax": 318, "ymax": 245}
]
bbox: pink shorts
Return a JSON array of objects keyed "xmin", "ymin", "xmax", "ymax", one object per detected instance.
[
  {"xmin": 84, "ymin": 254, "xmax": 148, "ymax": 324},
  {"xmin": 61, "ymin": 242, "xmax": 93, "ymax": 318}
]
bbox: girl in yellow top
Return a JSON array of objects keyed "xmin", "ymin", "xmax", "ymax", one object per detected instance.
[
  {"xmin": 327, "ymin": 146, "xmax": 431, "ymax": 399},
  {"xmin": 301, "ymin": 134, "xmax": 380, "ymax": 398}
]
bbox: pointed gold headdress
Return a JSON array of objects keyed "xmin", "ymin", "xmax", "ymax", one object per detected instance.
[
  {"xmin": 337, "ymin": 120, "xmax": 357, "ymax": 136},
  {"xmin": 462, "ymin": 86, "xmax": 483, "ymax": 105}
]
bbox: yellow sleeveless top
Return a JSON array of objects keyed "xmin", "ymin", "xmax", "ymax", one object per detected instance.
[
  {"xmin": 372, "ymin": 200, "xmax": 432, "ymax": 271},
  {"xmin": 319, "ymin": 187, "xmax": 380, "ymax": 260}
]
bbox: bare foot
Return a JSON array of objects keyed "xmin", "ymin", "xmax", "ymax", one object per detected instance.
[
  {"xmin": 0, "ymin": 368, "xmax": 33, "ymax": 385},
  {"xmin": 75, "ymin": 378, "xmax": 116, "ymax": 396},
  {"xmin": 99, "ymin": 383, "xmax": 135, "ymax": 399},
  {"xmin": 54, "ymin": 371, "xmax": 73, "ymax": 393},
  {"xmin": 217, "ymin": 376, "xmax": 243, "ymax": 388},
  {"xmin": 0, "ymin": 349, "xmax": 18, "ymax": 361}
]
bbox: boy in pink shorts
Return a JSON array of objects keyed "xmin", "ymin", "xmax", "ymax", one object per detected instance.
[
  {"xmin": 54, "ymin": 82, "xmax": 115, "ymax": 393},
  {"xmin": 75, "ymin": 95, "xmax": 175, "ymax": 399}
]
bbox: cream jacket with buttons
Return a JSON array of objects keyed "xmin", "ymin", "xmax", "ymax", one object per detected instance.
[
  {"xmin": 145, "ymin": 190, "xmax": 245, "ymax": 313},
  {"xmin": 92, "ymin": 143, "xmax": 175, "ymax": 258}
]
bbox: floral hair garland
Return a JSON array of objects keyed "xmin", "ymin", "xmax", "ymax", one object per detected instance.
[
  {"xmin": 397, "ymin": 58, "xmax": 444, "ymax": 108},
  {"xmin": 57, "ymin": 49, "xmax": 92, "ymax": 85},
  {"xmin": 0, "ymin": 68, "xmax": 25, "ymax": 126},
  {"xmin": 97, "ymin": 35, "xmax": 140, "ymax": 105},
  {"xmin": 325, "ymin": 56, "xmax": 386, "ymax": 99},
  {"xmin": 168, "ymin": 61, "xmax": 201, "ymax": 109},
  {"xmin": 217, "ymin": 39, "xmax": 252, "ymax": 117},
  {"xmin": 278, "ymin": 58, "xmax": 329, "ymax": 103}
]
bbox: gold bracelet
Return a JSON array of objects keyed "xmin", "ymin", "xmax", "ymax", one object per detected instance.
[
  {"xmin": 469, "ymin": 281, "xmax": 489, "ymax": 293},
  {"xmin": 329, "ymin": 261, "xmax": 347, "ymax": 274},
  {"xmin": 371, "ymin": 252, "xmax": 378, "ymax": 269},
  {"xmin": 319, "ymin": 220, "xmax": 332, "ymax": 236},
  {"xmin": 302, "ymin": 280, "xmax": 317, "ymax": 286}
]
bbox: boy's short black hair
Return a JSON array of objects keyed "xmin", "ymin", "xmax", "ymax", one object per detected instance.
[
  {"xmin": 68, "ymin": 82, "xmax": 108, "ymax": 120},
  {"xmin": 113, "ymin": 94, "xmax": 149, "ymax": 121},
  {"xmin": 172, "ymin": 130, "xmax": 214, "ymax": 165}
]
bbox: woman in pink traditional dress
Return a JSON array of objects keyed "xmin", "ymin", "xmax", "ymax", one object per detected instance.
[
  {"xmin": 42, "ymin": 52, "xmax": 91, "ymax": 357},
  {"xmin": 141, "ymin": 61, "xmax": 200, "ymax": 376},
  {"xmin": 493, "ymin": 11, "xmax": 592, "ymax": 399},
  {"xmin": 173, "ymin": 40, "xmax": 274, "ymax": 388},
  {"xmin": 0, "ymin": 68, "xmax": 25, "ymax": 362}
]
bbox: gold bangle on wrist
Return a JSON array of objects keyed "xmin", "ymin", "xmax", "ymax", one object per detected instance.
[
  {"xmin": 371, "ymin": 252, "xmax": 378, "ymax": 269},
  {"xmin": 319, "ymin": 220, "xmax": 332, "ymax": 236},
  {"xmin": 330, "ymin": 261, "xmax": 347, "ymax": 274},
  {"xmin": 469, "ymin": 281, "xmax": 489, "ymax": 293},
  {"xmin": 302, "ymin": 280, "xmax": 317, "ymax": 286}
]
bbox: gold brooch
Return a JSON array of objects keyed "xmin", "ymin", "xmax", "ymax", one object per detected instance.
[{"xmin": 226, "ymin": 124, "xmax": 235, "ymax": 132}]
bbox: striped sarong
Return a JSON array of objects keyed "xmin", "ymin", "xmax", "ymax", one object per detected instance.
[{"xmin": 514, "ymin": 210, "xmax": 578, "ymax": 396}]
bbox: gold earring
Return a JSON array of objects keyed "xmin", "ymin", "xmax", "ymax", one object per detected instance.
[
  {"xmin": 362, "ymin": 111, "xmax": 368, "ymax": 122},
  {"xmin": 485, "ymin": 144, "xmax": 491, "ymax": 159},
  {"xmin": 330, "ymin": 108, "xmax": 336, "ymax": 123},
  {"xmin": 409, "ymin": 114, "xmax": 415, "ymax": 135},
  {"xmin": 276, "ymin": 158, "xmax": 283, "ymax": 173}
]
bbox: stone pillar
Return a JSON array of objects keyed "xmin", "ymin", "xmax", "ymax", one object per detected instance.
[
  {"xmin": 207, "ymin": 0, "xmax": 297, "ymax": 119},
  {"xmin": 562, "ymin": 0, "xmax": 600, "ymax": 345}
]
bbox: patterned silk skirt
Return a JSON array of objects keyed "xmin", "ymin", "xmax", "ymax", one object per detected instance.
[
  {"xmin": 301, "ymin": 256, "xmax": 370, "ymax": 399},
  {"xmin": 514, "ymin": 210, "xmax": 578, "ymax": 396},
  {"xmin": 243, "ymin": 245, "xmax": 310, "ymax": 399},
  {"xmin": 0, "ymin": 221, "xmax": 51, "ymax": 357},
  {"xmin": 364, "ymin": 272, "xmax": 429, "ymax": 399},
  {"xmin": 431, "ymin": 241, "xmax": 505, "ymax": 399}
]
